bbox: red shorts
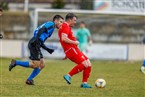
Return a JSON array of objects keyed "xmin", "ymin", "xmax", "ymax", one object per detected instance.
[{"xmin": 65, "ymin": 48, "xmax": 88, "ymax": 64}]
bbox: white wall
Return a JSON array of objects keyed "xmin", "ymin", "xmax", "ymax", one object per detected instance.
[
  {"xmin": 0, "ymin": 40, "xmax": 23, "ymax": 58},
  {"xmin": 128, "ymin": 44, "xmax": 144, "ymax": 61},
  {"xmin": 0, "ymin": 40, "xmax": 144, "ymax": 61}
]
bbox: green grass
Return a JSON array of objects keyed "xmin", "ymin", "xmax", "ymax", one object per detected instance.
[{"xmin": 0, "ymin": 58, "xmax": 145, "ymax": 97}]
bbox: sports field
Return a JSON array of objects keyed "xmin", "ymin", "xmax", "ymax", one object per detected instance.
[{"xmin": 0, "ymin": 58, "xmax": 145, "ymax": 97}]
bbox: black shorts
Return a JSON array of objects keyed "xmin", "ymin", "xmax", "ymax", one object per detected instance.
[{"xmin": 28, "ymin": 38, "xmax": 43, "ymax": 60}]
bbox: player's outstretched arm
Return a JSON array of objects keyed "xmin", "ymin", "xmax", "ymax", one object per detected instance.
[
  {"xmin": 41, "ymin": 44, "xmax": 54, "ymax": 54},
  {"xmin": 62, "ymin": 33, "xmax": 79, "ymax": 45}
]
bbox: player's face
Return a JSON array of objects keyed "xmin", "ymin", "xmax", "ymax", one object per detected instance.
[
  {"xmin": 80, "ymin": 23, "xmax": 85, "ymax": 28},
  {"xmin": 56, "ymin": 18, "xmax": 64, "ymax": 29},
  {"xmin": 70, "ymin": 17, "xmax": 77, "ymax": 27}
]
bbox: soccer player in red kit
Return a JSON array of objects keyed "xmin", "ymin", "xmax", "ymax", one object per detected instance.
[{"xmin": 58, "ymin": 13, "xmax": 92, "ymax": 88}]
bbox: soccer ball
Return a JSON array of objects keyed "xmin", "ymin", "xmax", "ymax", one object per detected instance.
[
  {"xmin": 141, "ymin": 66, "xmax": 145, "ymax": 74},
  {"xmin": 95, "ymin": 78, "xmax": 106, "ymax": 88}
]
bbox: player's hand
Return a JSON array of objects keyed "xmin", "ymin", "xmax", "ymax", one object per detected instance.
[
  {"xmin": 74, "ymin": 41, "xmax": 79, "ymax": 45},
  {"xmin": 47, "ymin": 48, "xmax": 54, "ymax": 54},
  {"xmin": 89, "ymin": 40, "xmax": 93, "ymax": 46}
]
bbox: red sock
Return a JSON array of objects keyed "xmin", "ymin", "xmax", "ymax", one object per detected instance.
[
  {"xmin": 69, "ymin": 64, "xmax": 85, "ymax": 77},
  {"xmin": 82, "ymin": 66, "xmax": 91, "ymax": 83}
]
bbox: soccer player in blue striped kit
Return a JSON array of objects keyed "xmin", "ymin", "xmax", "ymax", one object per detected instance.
[
  {"xmin": 9, "ymin": 15, "xmax": 64, "ymax": 85},
  {"xmin": 141, "ymin": 37, "xmax": 145, "ymax": 74}
]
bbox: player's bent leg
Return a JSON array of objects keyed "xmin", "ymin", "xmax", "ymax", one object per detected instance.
[
  {"xmin": 83, "ymin": 66, "xmax": 91, "ymax": 82},
  {"xmin": 81, "ymin": 59, "xmax": 92, "ymax": 88},
  {"xmin": 68, "ymin": 64, "xmax": 85, "ymax": 76},
  {"xmin": 64, "ymin": 64, "xmax": 86, "ymax": 85},
  {"xmin": 81, "ymin": 66, "xmax": 92, "ymax": 88},
  {"xmin": 30, "ymin": 60, "xmax": 41, "ymax": 68},
  {"xmin": 83, "ymin": 60, "xmax": 92, "ymax": 80},
  {"xmin": 9, "ymin": 59, "xmax": 30, "ymax": 71},
  {"xmin": 26, "ymin": 67, "xmax": 41, "ymax": 85},
  {"xmin": 39, "ymin": 59, "xmax": 45, "ymax": 70},
  {"xmin": 26, "ymin": 59, "xmax": 45, "ymax": 85},
  {"xmin": 26, "ymin": 60, "xmax": 41, "ymax": 85}
]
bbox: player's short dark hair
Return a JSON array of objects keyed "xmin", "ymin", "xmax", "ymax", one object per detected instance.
[
  {"xmin": 80, "ymin": 21, "xmax": 85, "ymax": 24},
  {"xmin": 53, "ymin": 15, "xmax": 64, "ymax": 21},
  {"xmin": 65, "ymin": 13, "xmax": 77, "ymax": 20}
]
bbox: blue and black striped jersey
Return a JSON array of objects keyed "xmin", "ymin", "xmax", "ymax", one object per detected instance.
[{"xmin": 33, "ymin": 21, "xmax": 55, "ymax": 43}]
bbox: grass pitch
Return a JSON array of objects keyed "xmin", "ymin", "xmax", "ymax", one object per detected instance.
[{"xmin": 0, "ymin": 58, "xmax": 145, "ymax": 97}]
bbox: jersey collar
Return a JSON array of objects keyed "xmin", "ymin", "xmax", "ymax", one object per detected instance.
[{"xmin": 64, "ymin": 22, "xmax": 69, "ymax": 26}]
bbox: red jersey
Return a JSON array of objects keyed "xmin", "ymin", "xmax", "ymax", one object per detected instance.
[{"xmin": 58, "ymin": 22, "xmax": 78, "ymax": 52}]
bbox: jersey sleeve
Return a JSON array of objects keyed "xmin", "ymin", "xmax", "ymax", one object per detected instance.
[
  {"xmin": 61, "ymin": 23, "xmax": 69, "ymax": 35},
  {"xmin": 86, "ymin": 29, "xmax": 91, "ymax": 36},
  {"xmin": 44, "ymin": 22, "xmax": 54, "ymax": 29}
]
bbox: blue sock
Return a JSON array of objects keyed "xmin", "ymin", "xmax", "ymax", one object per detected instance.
[
  {"xmin": 28, "ymin": 68, "xmax": 41, "ymax": 81},
  {"xmin": 143, "ymin": 60, "xmax": 145, "ymax": 66},
  {"xmin": 15, "ymin": 60, "xmax": 29, "ymax": 67}
]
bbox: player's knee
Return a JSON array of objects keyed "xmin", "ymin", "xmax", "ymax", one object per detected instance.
[
  {"xmin": 84, "ymin": 63, "xmax": 91, "ymax": 68},
  {"xmin": 40, "ymin": 63, "xmax": 45, "ymax": 70},
  {"xmin": 82, "ymin": 60, "xmax": 92, "ymax": 68},
  {"xmin": 33, "ymin": 63, "xmax": 39, "ymax": 68},
  {"xmin": 86, "ymin": 59, "xmax": 92, "ymax": 67},
  {"xmin": 88, "ymin": 63, "xmax": 92, "ymax": 67},
  {"xmin": 39, "ymin": 59, "xmax": 45, "ymax": 70},
  {"xmin": 30, "ymin": 61, "xmax": 40, "ymax": 68}
]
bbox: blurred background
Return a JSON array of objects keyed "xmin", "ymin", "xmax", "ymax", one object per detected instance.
[{"xmin": 0, "ymin": 0, "xmax": 145, "ymax": 61}]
